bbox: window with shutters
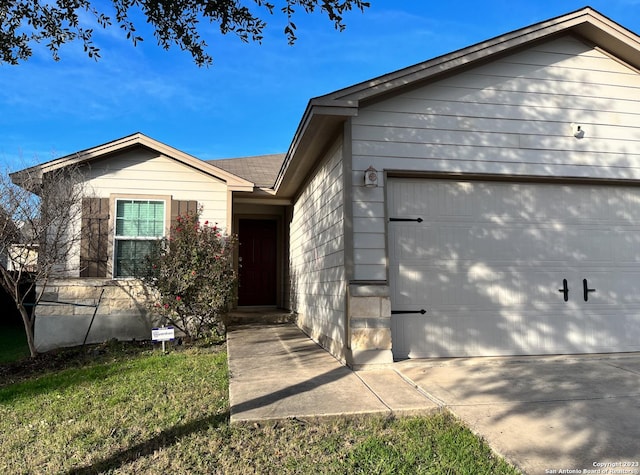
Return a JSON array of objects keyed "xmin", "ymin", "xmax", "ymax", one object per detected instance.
[{"xmin": 114, "ymin": 199, "xmax": 165, "ymax": 277}]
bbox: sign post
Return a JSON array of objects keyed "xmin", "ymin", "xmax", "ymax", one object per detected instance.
[{"xmin": 152, "ymin": 326, "xmax": 175, "ymax": 352}]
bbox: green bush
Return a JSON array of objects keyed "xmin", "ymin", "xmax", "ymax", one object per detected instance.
[{"xmin": 143, "ymin": 210, "xmax": 237, "ymax": 339}]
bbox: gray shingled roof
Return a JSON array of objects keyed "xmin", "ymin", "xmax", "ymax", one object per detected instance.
[{"xmin": 207, "ymin": 153, "xmax": 286, "ymax": 188}]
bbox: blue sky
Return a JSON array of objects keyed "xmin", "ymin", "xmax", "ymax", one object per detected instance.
[{"xmin": 1, "ymin": 1, "xmax": 639, "ymax": 171}]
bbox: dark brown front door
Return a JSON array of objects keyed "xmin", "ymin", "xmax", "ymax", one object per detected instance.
[{"xmin": 238, "ymin": 219, "xmax": 277, "ymax": 306}]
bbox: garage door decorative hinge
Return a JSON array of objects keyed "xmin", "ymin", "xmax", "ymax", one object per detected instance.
[
  {"xmin": 391, "ymin": 309, "xmax": 427, "ymax": 315},
  {"xmin": 389, "ymin": 217, "xmax": 423, "ymax": 223}
]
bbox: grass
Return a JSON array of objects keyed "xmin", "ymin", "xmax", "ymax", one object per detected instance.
[
  {"xmin": 0, "ymin": 340, "xmax": 521, "ymax": 474},
  {"xmin": 0, "ymin": 323, "xmax": 30, "ymax": 364}
]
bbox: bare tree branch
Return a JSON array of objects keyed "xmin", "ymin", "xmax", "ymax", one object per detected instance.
[{"xmin": 1, "ymin": 165, "xmax": 88, "ymax": 357}]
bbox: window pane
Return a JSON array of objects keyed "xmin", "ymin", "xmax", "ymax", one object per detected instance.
[
  {"xmin": 115, "ymin": 201, "xmax": 127, "ymax": 236},
  {"xmin": 115, "ymin": 240, "xmax": 155, "ymax": 277},
  {"xmin": 116, "ymin": 200, "xmax": 164, "ymax": 237},
  {"xmin": 152, "ymin": 203, "xmax": 165, "ymax": 235},
  {"xmin": 114, "ymin": 199, "xmax": 164, "ymax": 277}
]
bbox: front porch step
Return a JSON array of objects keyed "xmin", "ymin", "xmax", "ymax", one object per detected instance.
[{"xmin": 226, "ymin": 309, "xmax": 295, "ymax": 326}]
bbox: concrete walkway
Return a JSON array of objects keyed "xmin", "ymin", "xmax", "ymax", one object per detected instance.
[
  {"xmin": 227, "ymin": 324, "xmax": 438, "ymax": 422},
  {"xmin": 228, "ymin": 323, "xmax": 640, "ymax": 475}
]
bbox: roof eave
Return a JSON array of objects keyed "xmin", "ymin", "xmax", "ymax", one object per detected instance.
[
  {"xmin": 271, "ymin": 8, "xmax": 640, "ymax": 199},
  {"xmin": 273, "ymin": 101, "xmax": 358, "ymax": 197},
  {"xmin": 318, "ymin": 7, "xmax": 640, "ymax": 105},
  {"xmin": 9, "ymin": 167, "xmax": 43, "ymax": 193},
  {"xmin": 10, "ymin": 132, "xmax": 255, "ymax": 191},
  {"xmin": 134, "ymin": 136, "xmax": 255, "ymax": 189},
  {"xmin": 228, "ymin": 184, "xmax": 256, "ymax": 192}
]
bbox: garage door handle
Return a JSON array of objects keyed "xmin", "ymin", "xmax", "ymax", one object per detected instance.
[
  {"xmin": 558, "ymin": 279, "xmax": 569, "ymax": 302},
  {"xmin": 583, "ymin": 279, "xmax": 596, "ymax": 302}
]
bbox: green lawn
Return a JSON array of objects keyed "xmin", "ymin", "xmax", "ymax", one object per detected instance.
[
  {"xmin": 0, "ymin": 323, "xmax": 30, "ymax": 364},
  {"xmin": 0, "ymin": 341, "xmax": 521, "ymax": 474}
]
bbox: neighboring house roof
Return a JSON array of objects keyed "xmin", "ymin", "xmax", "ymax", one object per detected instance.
[
  {"xmin": 275, "ymin": 6, "xmax": 640, "ymax": 197},
  {"xmin": 0, "ymin": 211, "xmax": 21, "ymax": 270},
  {"xmin": 0, "ymin": 208, "xmax": 20, "ymax": 244},
  {"xmin": 207, "ymin": 154, "xmax": 286, "ymax": 188},
  {"xmin": 14, "ymin": 220, "xmax": 37, "ymax": 243},
  {"xmin": 11, "ymin": 132, "xmax": 255, "ymax": 192},
  {"xmin": 0, "ymin": 212, "xmax": 37, "ymax": 272}
]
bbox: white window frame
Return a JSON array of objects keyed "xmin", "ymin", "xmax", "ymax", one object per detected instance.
[{"xmin": 113, "ymin": 198, "xmax": 167, "ymax": 278}]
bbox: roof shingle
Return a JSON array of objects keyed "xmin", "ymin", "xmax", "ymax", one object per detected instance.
[{"xmin": 208, "ymin": 153, "xmax": 286, "ymax": 188}]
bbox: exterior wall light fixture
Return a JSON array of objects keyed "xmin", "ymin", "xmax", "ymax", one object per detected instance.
[
  {"xmin": 364, "ymin": 166, "xmax": 378, "ymax": 187},
  {"xmin": 571, "ymin": 123, "xmax": 585, "ymax": 139}
]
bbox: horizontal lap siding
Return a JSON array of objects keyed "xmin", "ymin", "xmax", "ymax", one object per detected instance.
[
  {"xmin": 290, "ymin": 139, "xmax": 346, "ymax": 355},
  {"xmin": 87, "ymin": 149, "xmax": 229, "ymax": 227},
  {"xmin": 350, "ymin": 36, "xmax": 640, "ymax": 282},
  {"xmin": 61, "ymin": 148, "xmax": 229, "ymax": 278}
]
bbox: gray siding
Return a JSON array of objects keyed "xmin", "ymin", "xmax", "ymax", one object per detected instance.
[
  {"xmin": 350, "ymin": 35, "xmax": 640, "ymax": 281},
  {"xmin": 290, "ymin": 139, "xmax": 346, "ymax": 358}
]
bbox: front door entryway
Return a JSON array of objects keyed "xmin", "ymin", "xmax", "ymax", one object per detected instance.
[{"xmin": 238, "ymin": 219, "xmax": 277, "ymax": 306}]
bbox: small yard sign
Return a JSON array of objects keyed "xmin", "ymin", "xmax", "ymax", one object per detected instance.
[
  {"xmin": 152, "ymin": 327, "xmax": 175, "ymax": 352},
  {"xmin": 152, "ymin": 327, "xmax": 175, "ymax": 341}
]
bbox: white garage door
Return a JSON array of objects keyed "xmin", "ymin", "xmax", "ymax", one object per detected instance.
[{"xmin": 388, "ymin": 178, "xmax": 640, "ymax": 359}]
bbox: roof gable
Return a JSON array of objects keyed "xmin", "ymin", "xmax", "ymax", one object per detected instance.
[
  {"xmin": 315, "ymin": 7, "xmax": 640, "ymax": 106},
  {"xmin": 12, "ymin": 133, "xmax": 255, "ymax": 192},
  {"xmin": 275, "ymin": 7, "xmax": 640, "ymax": 197}
]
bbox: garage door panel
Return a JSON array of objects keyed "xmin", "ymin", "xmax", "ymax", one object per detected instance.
[
  {"xmin": 613, "ymin": 236, "xmax": 640, "ymax": 263},
  {"xmin": 388, "ymin": 178, "xmax": 640, "ymax": 358},
  {"xmin": 392, "ymin": 311, "xmax": 573, "ymax": 359},
  {"xmin": 391, "ymin": 263, "xmax": 571, "ymax": 310},
  {"xmin": 390, "ymin": 181, "xmax": 640, "ymax": 224},
  {"xmin": 569, "ymin": 271, "xmax": 640, "ymax": 306},
  {"xmin": 392, "ymin": 309, "xmax": 640, "ymax": 359},
  {"xmin": 389, "ymin": 223, "xmax": 623, "ymax": 265},
  {"xmin": 393, "ymin": 181, "xmax": 640, "ymax": 222}
]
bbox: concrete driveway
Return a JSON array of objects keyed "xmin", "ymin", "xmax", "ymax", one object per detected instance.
[{"xmin": 395, "ymin": 353, "xmax": 640, "ymax": 475}]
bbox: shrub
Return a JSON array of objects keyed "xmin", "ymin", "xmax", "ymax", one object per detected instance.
[{"xmin": 143, "ymin": 210, "xmax": 237, "ymax": 339}]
